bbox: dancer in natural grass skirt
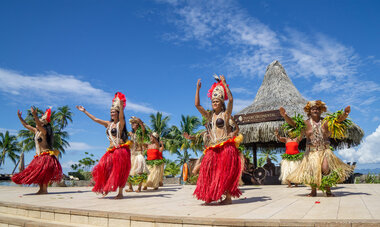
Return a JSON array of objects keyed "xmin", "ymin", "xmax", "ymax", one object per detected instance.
[
  {"xmin": 76, "ymin": 92, "xmax": 131, "ymax": 199},
  {"xmin": 143, "ymin": 132, "xmax": 165, "ymax": 190},
  {"xmin": 275, "ymin": 129, "xmax": 303, "ymax": 188},
  {"xmin": 126, "ymin": 116, "xmax": 149, "ymax": 193},
  {"xmin": 280, "ymin": 101, "xmax": 354, "ymax": 197},
  {"xmin": 193, "ymin": 75, "xmax": 243, "ymax": 205},
  {"xmin": 12, "ymin": 107, "xmax": 62, "ymax": 194}
]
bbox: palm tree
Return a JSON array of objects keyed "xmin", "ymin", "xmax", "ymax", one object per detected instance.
[
  {"xmin": 166, "ymin": 115, "xmax": 201, "ymax": 165},
  {"xmin": 257, "ymin": 149, "xmax": 278, "ymax": 167},
  {"xmin": 0, "ymin": 131, "xmax": 20, "ymax": 171},
  {"xmin": 55, "ymin": 105, "xmax": 73, "ymax": 130},
  {"xmin": 149, "ymin": 112, "xmax": 170, "ymax": 138}
]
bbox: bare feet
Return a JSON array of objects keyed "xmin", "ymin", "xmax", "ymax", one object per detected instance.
[
  {"xmin": 36, "ymin": 190, "xmax": 48, "ymax": 195},
  {"xmin": 219, "ymin": 197, "xmax": 232, "ymax": 205},
  {"xmin": 287, "ymin": 184, "xmax": 292, "ymax": 188},
  {"xmin": 307, "ymin": 188, "xmax": 317, "ymax": 197},
  {"xmin": 143, "ymin": 186, "xmax": 147, "ymax": 190},
  {"xmin": 125, "ymin": 188, "xmax": 133, "ymax": 192},
  {"xmin": 159, "ymin": 182, "xmax": 163, "ymax": 187},
  {"xmin": 326, "ymin": 188, "xmax": 335, "ymax": 197},
  {"xmin": 153, "ymin": 187, "xmax": 159, "ymax": 190},
  {"xmin": 114, "ymin": 193, "xmax": 123, "ymax": 199}
]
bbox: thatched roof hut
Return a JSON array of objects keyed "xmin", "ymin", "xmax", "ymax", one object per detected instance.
[{"xmin": 234, "ymin": 60, "xmax": 364, "ymax": 166}]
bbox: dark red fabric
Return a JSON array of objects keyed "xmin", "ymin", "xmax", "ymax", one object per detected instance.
[
  {"xmin": 12, "ymin": 154, "xmax": 62, "ymax": 185},
  {"xmin": 92, "ymin": 147, "xmax": 131, "ymax": 194},
  {"xmin": 285, "ymin": 141, "xmax": 300, "ymax": 155},
  {"xmin": 147, "ymin": 149, "xmax": 162, "ymax": 160},
  {"xmin": 193, "ymin": 142, "xmax": 242, "ymax": 203}
]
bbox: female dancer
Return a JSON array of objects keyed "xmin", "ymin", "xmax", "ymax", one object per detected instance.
[
  {"xmin": 126, "ymin": 117, "xmax": 149, "ymax": 192},
  {"xmin": 143, "ymin": 132, "xmax": 165, "ymax": 190},
  {"xmin": 275, "ymin": 129, "xmax": 302, "ymax": 188},
  {"xmin": 280, "ymin": 101, "xmax": 353, "ymax": 196},
  {"xmin": 12, "ymin": 107, "xmax": 62, "ymax": 194},
  {"xmin": 193, "ymin": 75, "xmax": 243, "ymax": 204},
  {"xmin": 76, "ymin": 92, "xmax": 131, "ymax": 199}
]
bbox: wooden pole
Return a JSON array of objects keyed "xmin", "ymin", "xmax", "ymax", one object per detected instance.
[{"xmin": 252, "ymin": 143, "xmax": 257, "ymax": 168}]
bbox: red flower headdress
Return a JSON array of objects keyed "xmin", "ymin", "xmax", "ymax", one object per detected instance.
[
  {"xmin": 111, "ymin": 92, "xmax": 126, "ymax": 111},
  {"xmin": 40, "ymin": 108, "xmax": 52, "ymax": 124},
  {"xmin": 207, "ymin": 78, "xmax": 228, "ymax": 101}
]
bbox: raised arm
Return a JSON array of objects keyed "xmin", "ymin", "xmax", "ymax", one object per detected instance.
[
  {"xmin": 118, "ymin": 100, "xmax": 125, "ymax": 132},
  {"xmin": 17, "ymin": 110, "xmax": 36, "ymax": 133},
  {"xmin": 195, "ymin": 79, "xmax": 211, "ymax": 120},
  {"xmin": 31, "ymin": 107, "xmax": 46, "ymax": 135},
  {"xmin": 274, "ymin": 129, "xmax": 286, "ymax": 143},
  {"xmin": 76, "ymin": 105, "xmax": 109, "ymax": 127},
  {"xmin": 279, "ymin": 107, "xmax": 296, "ymax": 127},
  {"xmin": 296, "ymin": 129, "xmax": 304, "ymax": 143},
  {"xmin": 337, "ymin": 105, "xmax": 350, "ymax": 122},
  {"xmin": 220, "ymin": 75, "xmax": 233, "ymax": 117},
  {"xmin": 138, "ymin": 118, "xmax": 146, "ymax": 134}
]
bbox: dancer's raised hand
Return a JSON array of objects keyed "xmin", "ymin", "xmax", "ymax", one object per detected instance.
[{"xmin": 76, "ymin": 105, "xmax": 86, "ymax": 112}]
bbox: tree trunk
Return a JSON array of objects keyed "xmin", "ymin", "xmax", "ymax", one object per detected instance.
[
  {"xmin": 19, "ymin": 151, "xmax": 25, "ymax": 172},
  {"xmin": 12, "ymin": 159, "xmax": 20, "ymax": 174}
]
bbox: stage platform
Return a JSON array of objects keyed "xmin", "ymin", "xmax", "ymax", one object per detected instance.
[{"xmin": 0, "ymin": 184, "xmax": 379, "ymax": 226}]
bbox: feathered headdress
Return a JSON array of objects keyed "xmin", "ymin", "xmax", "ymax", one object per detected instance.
[
  {"xmin": 40, "ymin": 108, "xmax": 52, "ymax": 125},
  {"xmin": 129, "ymin": 116, "xmax": 139, "ymax": 124},
  {"xmin": 207, "ymin": 75, "xmax": 228, "ymax": 101},
  {"xmin": 111, "ymin": 92, "xmax": 126, "ymax": 111}
]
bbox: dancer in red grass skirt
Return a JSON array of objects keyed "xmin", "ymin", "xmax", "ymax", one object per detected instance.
[
  {"xmin": 193, "ymin": 75, "xmax": 243, "ymax": 205},
  {"xmin": 76, "ymin": 92, "xmax": 131, "ymax": 199},
  {"xmin": 12, "ymin": 107, "xmax": 62, "ymax": 194}
]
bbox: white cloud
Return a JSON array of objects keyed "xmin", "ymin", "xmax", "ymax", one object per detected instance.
[
  {"xmin": 156, "ymin": 0, "xmax": 380, "ymax": 108},
  {"xmin": 233, "ymin": 98, "xmax": 252, "ymax": 113},
  {"xmin": 60, "ymin": 160, "xmax": 78, "ymax": 170},
  {"xmin": 338, "ymin": 125, "xmax": 380, "ymax": 164},
  {"xmin": 230, "ymin": 87, "xmax": 254, "ymax": 95},
  {"xmin": 0, "ymin": 128, "xmax": 18, "ymax": 135},
  {"xmin": 66, "ymin": 142, "xmax": 99, "ymax": 151},
  {"xmin": 0, "ymin": 68, "xmax": 161, "ymax": 114},
  {"xmin": 373, "ymin": 116, "xmax": 380, "ymax": 122}
]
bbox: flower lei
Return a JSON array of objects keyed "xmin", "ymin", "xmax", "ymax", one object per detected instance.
[
  {"xmin": 34, "ymin": 150, "xmax": 60, "ymax": 158},
  {"xmin": 106, "ymin": 140, "xmax": 132, "ymax": 153},
  {"xmin": 203, "ymin": 134, "xmax": 243, "ymax": 154}
]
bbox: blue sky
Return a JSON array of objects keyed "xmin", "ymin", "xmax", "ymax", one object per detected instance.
[{"xmin": 1, "ymin": 0, "xmax": 380, "ymax": 173}]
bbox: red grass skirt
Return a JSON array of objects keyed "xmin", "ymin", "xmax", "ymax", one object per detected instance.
[
  {"xmin": 92, "ymin": 147, "xmax": 131, "ymax": 194},
  {"xmin": 193, "ymin": 142, "xmax": 242, "ymax": 203},
  {"xmin": 12, "ymin": 154, "xmax": 62, "ymax": 185}
]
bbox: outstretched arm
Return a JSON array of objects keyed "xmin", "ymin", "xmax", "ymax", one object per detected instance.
[
  {"xmin": 279, "ymin": 107, "xmax": 296, "ymax": 127},
  {"xmin": 195, "ymin": 79, "xmax": 211, "ymax": 120},
  {"xmin": 337, "ymin": 106, "xmax": 350, "ymax": 122},
  {"xmin": 17, "ymin": 110, "xmax": 36, "ymax": 133},
  {"xmin": 76, "ymin": 105, "xmax": 109, "ymax": 127},
  {"xmin": 31, "ymin": 107, "xmax": 46, "ymax": 135},
  {"xmin": 220, "ymin": 75, "xmax": 233, "ymax": 117},
  {"xmin": 274, "ymin": 129, "xmax": 286, "ymax": 143}
]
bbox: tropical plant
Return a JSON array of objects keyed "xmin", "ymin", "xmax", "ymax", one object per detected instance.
[
  {"xmin": 0, "ymin": 131, "xmax": 20, "ymax": 170},
  {"xmin": 55, "ymin": 105, "xmax": 73, "ymax": 130},
  {"xmin": 322, "ymin": 110, "xmax": 353, "ymax": 140},
  {"xmin": 150, "ymin": 112, "xmax": 170, "ymax": 138},
  {"xmin": 71, "ymin": 152, "xmax": 99, "ymax": 172},
  {"xmin": 164, "ymin": 159, "xmax": 181, "ymax": 177},
  {"xmin": 281, "ymin": 113, "xmax": 306, "ymax": 138},
  {"xmin": 165, "ymin": 115, "xmax": 201, "ymax": 165},
  {"xmin": 258, "ymin": 149, "xmax": 278, "ymax": 163}
]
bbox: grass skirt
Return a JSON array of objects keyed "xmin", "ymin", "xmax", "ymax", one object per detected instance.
[
  {"xmin": 193, "ymin": 141, "xmax": 242, "ymax": 203},
  {"xmin": 279, "ymin": 159, "xmax": 301, "ymax": 184},
  {"xmin": 144, "ymin": 163, "xmax": 164, "ymax": 188},
  {"xmin": 129, "ymin": 151, "xmax": 149, "ymax": 176},
  {"xmin": 287, "ymin": 146, "xmax": 353, "ymax": 188},
  {"xmin": 12, "ymin": 153, "xmax": 62, "ymax": 185},
  {"xmin": 92, "ymin": 147, "xmax": 131, "ymax": 194}
]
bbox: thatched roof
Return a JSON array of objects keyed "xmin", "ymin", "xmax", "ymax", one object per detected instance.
[{"xmin": 237, "ymin": 60, "xmax": 364, "ymax": 148}]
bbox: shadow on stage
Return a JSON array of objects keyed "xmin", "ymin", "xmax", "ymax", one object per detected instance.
[
  {"xmin": 23, "ymin": 190, "xmax": 91, "ymax": 196},
  {"xmin": 101, "ymin": 193, "xmax": 172, "ymax": 200}
]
